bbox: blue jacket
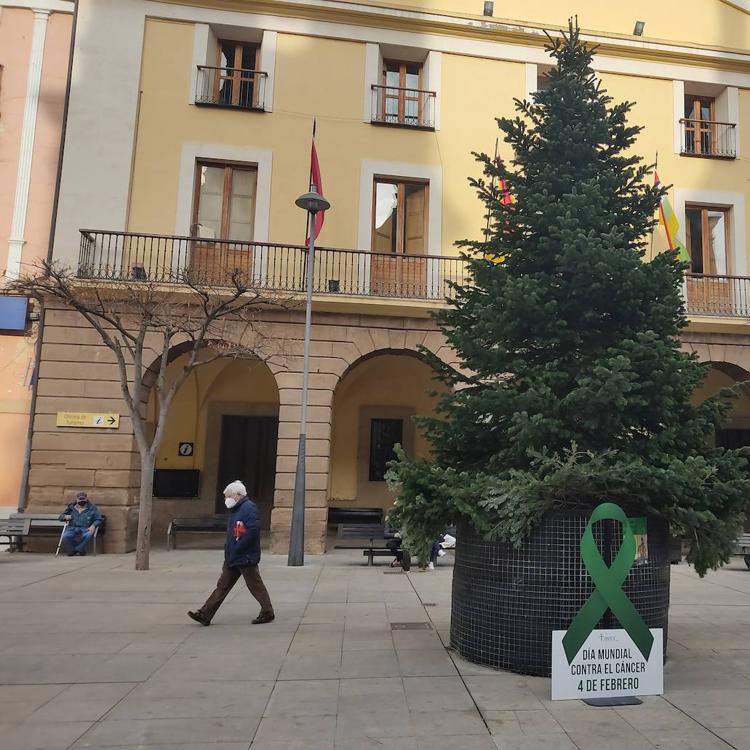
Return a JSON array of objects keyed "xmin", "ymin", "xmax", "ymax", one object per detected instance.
[
  {"xmin": 225, "ymin": 497, "xmax": 261, "ymax": 567},
  {"xmin": 59, "ymin": 502, "xmax": 103, "ymax": 529}
]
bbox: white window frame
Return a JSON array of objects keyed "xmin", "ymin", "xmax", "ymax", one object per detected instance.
[
  {"xmin": 175, "ymin": 143, "xmax": 273, "ymax": 279},
  {"xmin": 190, "ymin": 24, "xmax": 277, "ymax": 112},
  {"xmin": 358, "ymin": 160, "xmax": 442, "ymax": 296},
  {"xmin": 673, "ymin": 189, "xmax": 746, "ymax": 277},
  {"xmin": 363, "ymin": 43, "xmax": 441, "ymax": 130},
  {"xmin": 673, "ymin": 80, "xmax": 740, "ymax": 157}
]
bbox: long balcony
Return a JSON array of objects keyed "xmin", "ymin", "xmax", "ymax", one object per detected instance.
[
  {"xmin": 370, "ymin": 85, "xmax": 436, "ymax": 129},
  {"xmin": 679, "ymin": 119, "xmax": 737, "ymax": 159},
  {"xmin": 76, "ymin": 232, "xmax": 750, "ymax": 317},
  {"xmin": 195, "ymin": 66, "xmax": 267, "ymax": 111},
  {"xmin": 77, "ymin": 230, "xmax": 465, "ymax": 301}
]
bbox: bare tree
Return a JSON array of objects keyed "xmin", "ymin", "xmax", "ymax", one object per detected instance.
[{"xmin": 9, "ymin": 260, "xmax": 289, "ymax": 570}]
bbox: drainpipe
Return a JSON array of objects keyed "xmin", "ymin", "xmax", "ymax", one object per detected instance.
[{"xmin": 17, "ymin": 0, "xmax": 79, "ymax": 511}]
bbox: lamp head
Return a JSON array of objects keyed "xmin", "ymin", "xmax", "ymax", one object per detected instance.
[{"xmin": 295, "ymin": 191, "xmax": 330, "ymax": 214}]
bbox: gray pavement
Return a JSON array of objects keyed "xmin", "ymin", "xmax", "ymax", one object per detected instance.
[{"xmin": 1, "ymin": 547, "xmax": 749, "ymax": 749}]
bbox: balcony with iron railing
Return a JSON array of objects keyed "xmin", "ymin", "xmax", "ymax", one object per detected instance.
[
  {"xmin": 679, "ymin": 119, "xmax": 737, "ymax": 159},
  {"xmin": 370, "ymin": 85, "xmax": 436, "ymax": 130},
  {"xmin": 684, "ymin": 273, "xmax": 750, "ymax": 318},
  {"xmin": 76, "ymin": 231, "xmax": 750, "ymax": 318},
  {"xmin": 77, "ymin": 230, "xmax": 466, "ymax": 302},
  {"xmin": 195, "ymin": 65, "xmax": 267, "ymax": 111}
]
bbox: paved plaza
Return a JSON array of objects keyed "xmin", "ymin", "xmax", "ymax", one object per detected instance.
[{"xmin": 1, "ymin": 548, "xmax": 749, "ymax": 750}]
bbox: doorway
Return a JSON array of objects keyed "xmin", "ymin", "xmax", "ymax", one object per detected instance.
[{"xmin": 216, "ymin": 415, "xmax": 278, "ymax": 529}]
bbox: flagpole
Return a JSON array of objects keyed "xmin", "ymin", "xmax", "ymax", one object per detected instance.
[
  {"xmin": 289, "ymin": 121, "xmax": 329, "ymax": 567},
  {"xmin": 649, "ymin": 151, "xmax": 658, "ymax": 262},
  {"xmin": 484, "ymin": 138, "xmax": 499, "ymax": 241}
]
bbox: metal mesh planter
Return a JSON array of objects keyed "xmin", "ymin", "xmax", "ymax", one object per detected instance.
[{"xmin": 450, "ymin": 511, "xmax": 670, "ymax": 676}]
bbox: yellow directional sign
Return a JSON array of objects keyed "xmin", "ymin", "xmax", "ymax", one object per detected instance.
[{"xmin": 56, "ymin": 412, "xmax": 120, "ymax": 429}]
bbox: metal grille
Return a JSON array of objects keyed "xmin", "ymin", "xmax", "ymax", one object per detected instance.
[
  {"xmin": 680, "ymin": 119, "xmax": 736, "ymax": 159},
  {"xmin": 371, "ymin": 85, "xmax": 436, "ymax": 129},
  {"xmin": 195, "ymin": 66, "xmax": 267, "ymax": 110},
  {"xmin": 450, "ymin": 512, "xmax": 670, "ymax": 677},
  {"xmin": 76, "ymin": 230, "xmax": 468, "ymax": 302}
]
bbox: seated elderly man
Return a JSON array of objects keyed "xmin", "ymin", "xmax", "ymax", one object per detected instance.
[{"xmin": 59, "ymin": 492, "xmax": 103, "ymax": 556}]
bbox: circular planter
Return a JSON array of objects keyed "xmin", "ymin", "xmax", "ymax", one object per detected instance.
[{"xmin": 450, "ymin": 511, "xmax": 670, "ymax": 676}]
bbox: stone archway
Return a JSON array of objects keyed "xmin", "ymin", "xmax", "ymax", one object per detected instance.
[
  {"xmin": 692, "ymin": 360, "xmax": 750, "ymax": 435},
  {"xmin": 265, "ymin": 314, "xmax": 458, "ymax": 555},
  {"xmin": 145, "ymin": 349, "xmax": 279, "ymax": 540},
  {"xmin": 328, "ymin": 348, "xmax": 449, "ymax": 532}
]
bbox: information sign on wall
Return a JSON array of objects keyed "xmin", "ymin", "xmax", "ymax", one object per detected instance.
[{"xmin": 56, "ymin": 412, "xmax": 120, "ymax": 428}]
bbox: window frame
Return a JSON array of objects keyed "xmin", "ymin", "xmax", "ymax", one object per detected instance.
[
  {"xmin": 191, "ymin": 160, "xmax": 258, "ymax": 242},
  {"xmin": 215, "ymin": 39, "xmax": 261, "ymax": 108},
  {"xmin": 371, "ymin": 177, "xmax": 429, "ymax": 256},
  {"xmin": 368, "ymin": 417, "xmax": 404, "ymax": 482},
  {"xmin": 685, "ymin": 204, "xmax": 731, "ymax": 276},
  {"xmin": 381, "ymin": 59, "xmax": 424, "ymax": 126},
  {"xmin": 684, "ymin": 95, "xmax": 716, "ymax": 156}
]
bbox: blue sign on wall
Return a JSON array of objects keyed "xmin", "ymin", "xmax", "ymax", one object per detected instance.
[{"xmin": 0, "ymin": 297, "xmax": 28, "ymax": 331}]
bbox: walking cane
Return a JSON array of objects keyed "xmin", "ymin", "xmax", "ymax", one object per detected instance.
[{"xmin": 55, "ymin": 520, "xmax": 69, "ymax": 557}]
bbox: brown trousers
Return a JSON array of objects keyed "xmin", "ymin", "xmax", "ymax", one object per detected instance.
[{"xmin": 199, "ymin": 563, "xmax": 274, "ymax": 622}]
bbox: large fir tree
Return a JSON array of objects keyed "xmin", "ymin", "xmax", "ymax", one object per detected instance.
[{"xmin": 388, "ymin": 22, "xmax": 748, "ymax": 574}]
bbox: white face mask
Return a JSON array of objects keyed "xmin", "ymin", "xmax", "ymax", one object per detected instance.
[{"xmin": 224, "ymin": 497, "xmax": 238, "ymax": 509}]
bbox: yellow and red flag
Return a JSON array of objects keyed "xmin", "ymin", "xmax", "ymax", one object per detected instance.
[
  {"xmin": 486, "ymin": 179, "xmax": 514, "ymax": 265},
  {"xmin": 655, "ymin": 172, "xmax": 689, "ymax": 264}
]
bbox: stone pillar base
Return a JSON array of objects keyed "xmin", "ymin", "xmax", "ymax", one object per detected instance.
[{"xmin": 270, "ymin": 506, "xmax": 327, "ymax": 555}]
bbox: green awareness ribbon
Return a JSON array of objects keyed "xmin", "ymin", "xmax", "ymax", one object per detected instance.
[{"xmin": 562, "ymin": 502, "xmax": 654, "ymax": 664}]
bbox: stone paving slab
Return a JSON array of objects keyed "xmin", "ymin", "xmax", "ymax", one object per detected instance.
[{"xmin": 1, "ymin": 549, "xmax": 749, "ymax": 748}]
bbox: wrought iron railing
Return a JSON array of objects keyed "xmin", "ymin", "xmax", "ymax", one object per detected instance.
[
  {"xmin": 77, "ymin": 230, "xmax": 467, "ymax": 301},
  {"xmin": 680, "ymin": 119, "xmax": 736, "ymax": 159},
  {"xmin": 371, "ymin": 85, "xmax": 436, "ymax": 129},
  {"xmin": 76, "ymin": 233, "xmax": 750, "ymax": 316},
  {"xmin": 195, "ymin": 66, "xmax": 267, "ymax": 110},
  {"xmin": 685, "ymin": 273, "xmax": 750, "ymax": 317}
]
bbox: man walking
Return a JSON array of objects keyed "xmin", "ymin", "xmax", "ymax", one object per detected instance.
[
  {"xmin": 188, "ymin": 480, "xmax": 274, "ymax": 626},
  {"xmin": 59, "ymin": 492, "xmax": 103, "ymax": 556}
]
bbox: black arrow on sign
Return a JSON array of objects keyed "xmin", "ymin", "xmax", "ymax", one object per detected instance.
[{"xmin": 107, "ymin": 416, "xmax": 116, "ymax": 425}]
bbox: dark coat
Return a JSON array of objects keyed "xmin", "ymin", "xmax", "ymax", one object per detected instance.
[
  {"xmin": 59, "ymin": 502, "xmax": 103, "ymax": 529},
  {"xmin": 225, "ymin": 497, "xmax": 261, "ymax": 568}
]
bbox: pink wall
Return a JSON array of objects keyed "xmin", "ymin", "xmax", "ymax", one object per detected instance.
[{"xmin": 0, "ymin": 7, "xmax": 72, "ymax": 506}]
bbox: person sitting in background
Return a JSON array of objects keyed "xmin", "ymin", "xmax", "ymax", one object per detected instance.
[{"xmin": 59, "ymin": 492, "xmax": 103, "ymax": 556}]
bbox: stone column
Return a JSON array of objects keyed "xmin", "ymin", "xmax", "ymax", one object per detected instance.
[{"xmin": 270, "ymin": 365, "xmax": 336, "ymax": 554}]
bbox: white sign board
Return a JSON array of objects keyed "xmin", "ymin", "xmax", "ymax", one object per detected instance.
[{"xmin": 551, "ymin": 628, "xmax": 663, "ymax": 700}]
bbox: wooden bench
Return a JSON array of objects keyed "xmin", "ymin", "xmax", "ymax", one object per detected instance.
[
  {"xmin": 10, "ymin": 513, "xmax": 105, "ymax": 555},
  {"xmin": 0, "ymin": 517, "xmax": 31, "ymax": 552},
  {"xmin": 167, "ymin": 515, "xmax": 227, "ymax": 550},
  {"xmin": 327, "ymin": 507, "xmax": 384, "ymax": 526},
  {"xmin": 735, "ymin": 532, "xmax": 750, "ymax": 569},
  {"xmin": 334, "ymin": 522, "xmax": 410, "ymax": 569},
  {"xmin": 362, "ymin": 547, "xmax": 411, "ymax": 570}
]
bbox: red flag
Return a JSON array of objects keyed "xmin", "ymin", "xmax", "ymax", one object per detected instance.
[
  {"xmin": 499, "ymin": 178, "xmax": 513, "ymax": 206},
  {"xmin": 307, "ymin": 132, "xmax": 325, "ymax": 242}
]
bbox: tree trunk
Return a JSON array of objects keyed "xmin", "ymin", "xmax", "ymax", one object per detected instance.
[{"xmin": 135, "ymin": 452, "xmax": 156, "ymax": 570}]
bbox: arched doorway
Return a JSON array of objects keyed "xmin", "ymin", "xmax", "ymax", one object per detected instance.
[
  {"xmin": 329, "ymin": 350, "xmax": 448, "ymax": 519},
  {"xmin": 692, "ymin": 361, "xmax": 750, "ymax": 449},
  {"xmin": 146, "ymin": 351, "xmax": 280, "ymax": 537}
]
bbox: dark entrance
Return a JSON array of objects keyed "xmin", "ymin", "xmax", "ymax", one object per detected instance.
[{"xmin": 216, "ymin": 415, "xmax": 278, "ymax": 529}]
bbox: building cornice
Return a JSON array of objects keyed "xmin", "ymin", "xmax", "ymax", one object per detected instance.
[
  {"xmin": 151, "ymin": 0, "xmax": 750, "ymax": 71},
  {"xmin": 0, "ymin": 0, "xmax": 73, "ymax": 12}
]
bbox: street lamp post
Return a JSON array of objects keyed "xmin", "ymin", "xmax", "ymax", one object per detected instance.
[{"xmin": 288, "ymin": 190, "xmax": 330, "ymax": 567}]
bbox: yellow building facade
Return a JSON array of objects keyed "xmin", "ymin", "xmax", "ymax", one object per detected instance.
[{"xmin": 24, "ymin": 0, "xmax": 750, "ymax": 552}]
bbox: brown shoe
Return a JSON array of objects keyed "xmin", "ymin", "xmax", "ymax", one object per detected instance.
[
  {"xmin": 187, "ymin": 610, "xmax": 210, "ymax": 626},
  {"xmin": 252, "ymin": 611, "xmax": 275, "ymax": 625}
]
